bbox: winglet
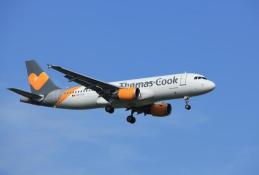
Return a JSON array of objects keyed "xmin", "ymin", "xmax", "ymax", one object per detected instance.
[{"xmin": 47, "ymin": 64, "xmax": 53, "ymax": 69}]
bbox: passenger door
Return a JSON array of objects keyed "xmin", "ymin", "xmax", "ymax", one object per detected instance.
[{"xmin": 180, "ymin": 73, "xmax": 187, "ymax": 86}]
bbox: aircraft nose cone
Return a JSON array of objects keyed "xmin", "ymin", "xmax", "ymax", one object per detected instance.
[{"xmin": 207, "ymin": 81, "xmax": 216, "ymax": 91}]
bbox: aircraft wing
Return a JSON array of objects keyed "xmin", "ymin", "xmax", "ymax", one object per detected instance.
[{"xmin": 48, "ymin": 64, "xmax": 119, "ymax": 100}]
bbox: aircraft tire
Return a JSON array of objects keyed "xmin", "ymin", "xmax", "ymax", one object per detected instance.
[
  {"xmin": 127, "ymin": 115, "xmax": 136, "ymax": 124},
  {"xmin": 185, "ymin": 105, "xmax": 191, "ymax": 110},
  {"xmin": 105, "ymin": 106, "xmax": 114, "ymax": 113}
]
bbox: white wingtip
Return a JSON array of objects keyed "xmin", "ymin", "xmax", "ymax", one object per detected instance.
[{"xmin": 47, "ymin": 64, "xmax": 52, "ymax": 69}]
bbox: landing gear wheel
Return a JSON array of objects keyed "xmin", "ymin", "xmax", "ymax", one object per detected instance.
[
  {"xmin": 127, "ymin": 115, "xmax": 136, "ymax": 124},
  {"xmin": 105, "ymin": 106, "xmax": 114, "ymax": 114},
  {"xmin": 184, "ymin": 96, "xmax": 191, "ymax": 110},
  {"xmin": 185, "ymin": 105, "xmax": 191, "ymax": 110}
]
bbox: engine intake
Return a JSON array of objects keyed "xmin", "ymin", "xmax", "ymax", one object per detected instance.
[
  {"xmin": 117, "ymin": 87, "xmax": 140, "ymax": 101},
  {"xmin": 148, "ymin": 103, "xmax": 172, "ymax": 117}
]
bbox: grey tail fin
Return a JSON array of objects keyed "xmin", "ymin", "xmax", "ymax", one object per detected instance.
[{"xmin": 26, "ymin": 60, "xmax": 59, "ymax": 95}]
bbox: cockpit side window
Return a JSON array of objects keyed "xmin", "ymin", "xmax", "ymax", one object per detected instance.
[{"xmin": 194, "ymin": 76, "xmax": 207, "ymax": 80}]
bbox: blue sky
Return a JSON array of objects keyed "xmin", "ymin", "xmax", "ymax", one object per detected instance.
[{"xmin": 1, "ymin": 0, "xmax": 259, "ymax": 175}]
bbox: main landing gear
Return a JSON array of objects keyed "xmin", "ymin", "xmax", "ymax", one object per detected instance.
[
  {"xmin": 127, "ymin": 110, "xmax": 136, "ymax": 124},
  {"xmin": 184, "ymin": 96, "xmax": 191, "ymax": 110},
  {"xmin": 105, "ymin": 105, "xmax": 114, "ymax": 114},
  {"xmin": 105, "ymin": 106, "xmax": 136, "ymax": 124}
]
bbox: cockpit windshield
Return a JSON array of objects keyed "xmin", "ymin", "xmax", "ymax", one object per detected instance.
[{"xmin": 194, "ymin": 76, "xmax": 207, "ymax": 80}]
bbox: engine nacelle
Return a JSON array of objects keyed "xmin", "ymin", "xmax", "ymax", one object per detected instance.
[
  {"xmin": 117, "ymin": 87, "xmax": 140, "ymax": 101},
  {"xmin": 148, "ymin": 103, "xmax": 172, "ymax": 117}
]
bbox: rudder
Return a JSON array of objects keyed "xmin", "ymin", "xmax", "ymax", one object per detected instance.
[{"xmin": 26, "ymin": 60, "xmax": 59, "ymax": 95}]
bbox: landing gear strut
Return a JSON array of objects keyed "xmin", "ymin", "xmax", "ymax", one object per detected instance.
[
  {"xmin": 105, "ymin": 105, "xmax": 114, "ymax": 114},
  {"xmin": 184, "ymin": 96, "xmax": 191, "ymax": 110},
  {"xmin": 127, "ymin": 110, "xmax": 136, "ymax": 124}
]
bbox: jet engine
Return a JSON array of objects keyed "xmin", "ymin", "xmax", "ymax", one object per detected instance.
[
  {"xmin": 116, "ymin": 87, "xmax": 140, "ymax": 101},
  {"xmin": 147, "ymin": 103, "xmax": 172, "ymax": 117}
]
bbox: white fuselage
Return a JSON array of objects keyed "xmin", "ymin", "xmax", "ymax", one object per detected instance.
[{"xmin": 44, "ymin": 73, "xmax": 215, "ymax": 110}]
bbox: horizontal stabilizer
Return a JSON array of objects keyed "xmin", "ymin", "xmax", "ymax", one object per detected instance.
[{"xmin": 8, "ymin": 88, "xmax": 42, "ymax": 100}]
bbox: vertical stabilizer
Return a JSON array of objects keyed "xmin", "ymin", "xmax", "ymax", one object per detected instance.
[{"xmin": 26, "ymin": 60, "xmax": 59, "ymax": 95}]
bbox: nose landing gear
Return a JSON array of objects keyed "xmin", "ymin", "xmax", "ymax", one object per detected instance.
[{"xmin": 184, "ymin": 96, "xmax": 191, "ymax": 110}]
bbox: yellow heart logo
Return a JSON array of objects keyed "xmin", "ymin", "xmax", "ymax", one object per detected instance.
[{"xmin": 28, "ymin": 72, "xmax": 49, "ymax": 90}]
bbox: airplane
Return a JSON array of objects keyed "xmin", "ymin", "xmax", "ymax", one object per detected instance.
[{"xmin": 8, "ymin": 60, "xmax": 216, "ymax": 124}]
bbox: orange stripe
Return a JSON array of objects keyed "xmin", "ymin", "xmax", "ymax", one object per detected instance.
[{"xmin": 55, "ymin": 86, "xmax": 80, "ymax": 106}]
